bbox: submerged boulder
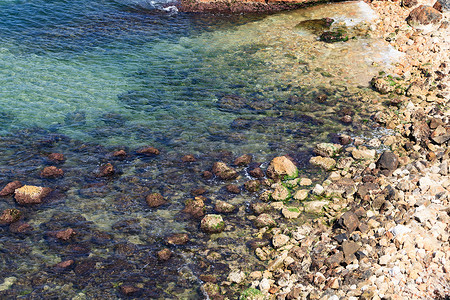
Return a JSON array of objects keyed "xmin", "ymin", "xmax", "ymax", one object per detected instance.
[
  {"xmin": 14, "ymin": 185, "xmax": 52, "ymax": 205},
  {"xmin": 146, "ymin": 193, "xmax": 167, "ymax": 208},
  {"xmin": 212, "ymin": 162, "xmax": 238, "ymax": 180},
  {"xmin": 295, "ymin": 18, "xmax": 334, "ymax": 34},
  {"xmin": 0, "ymin": 181, "xmax": 23, "ymax": 196},
  {"xmin": 0, "ymin": 208, "xmax": 22, "ymax": 225}
]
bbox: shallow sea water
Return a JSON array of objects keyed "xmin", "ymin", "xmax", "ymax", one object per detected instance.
[{"xmin": 0, "ymin": 0, "xmax": 401, "ymax": 298}]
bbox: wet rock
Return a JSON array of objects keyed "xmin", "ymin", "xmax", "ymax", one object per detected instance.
[
  {"xmin": 146, "ymin": 193, "xmax": 167, "ymax": 208},
  {"xmin": 376, "ymin": 151, "xmax": 399, "ymax": 176},
  {"xmin": 9, "ymin": 222, "xmax": 33, "ymax": 233},
  {"xmin": 295, "ymin": 18, "xmax": 334, "ymax": 34},
  {"xmin": 0, "ymin": 208, "xmax": 22, "ymax": 225},
  {"xmin": 202, "ymin": 171, "xmax": 213, "ymax": 179},
  {"xmin": 309, "ymin": 156, "xmax": 336, "ymax": 170},
  {"xmin": 249, "ymin": 167, "xmax": 265, "ymax": 178},
  {"xmin": 293, "ymin": 189, "xmax": 308, "ymax": 201},
  {"xmin": 0, "ymin": 181, "xmax": 23, "ymax": 196},
  {"xmin": 371, "ymin": 77, "xmax": 394, "ymax": 94},
  {"xmin": 402, "ymin": 0, "xmax": 418, "ymax": 7},
  {"xmin": 244, "ymin": 180, "xmax": 260, "ymax": 192},
  {"xmin": 215, "ymin": 200, "xmax": 236, "ymax": 213},
  {"xmin": 228, "ymin": 269, "xmax": 246, "ymax": 284},
  {"xmin": 200, "ymin": 214, "xmax": 225, "ymax": 233},
  {"xmin": 120, "ymin": 285, "xmax": 140, "ymax": 296},
  {"xmin": 407, "ymin": 5, "xmax": 442, "ymax": 26},
  {"xmin": 97, "ymin": 163, "xmax": 115, "ymax": 177},
  {"xmin": 337, "ymin": 211, "xmax": 359, "ymax": 233},
  {"xmin": 254, "ymin": 213, "xmax": 276, "ymax": 228},
  {"xmin": 251, "ymin": 202, "xmax": 270, "ymax": 215},
  {"xmin": 234, "ymin": 154, "xmax": 252, "ymax": 166},
  {"xmin": 320, "ymin": 30, "xmax": 349, "ymax": 43},
  {"xmin": 282, "ymin": 207, "xmax": 301, "ymax": 219},
  {"xmin": 137, "ymin": 146, "xmax": 160, "ymax": 156},
  {"xmin": 181, "ymin": 154, "xmax": 196, "ymax": 162},
  {"xmin": 272, "ymin": 234, "xmax": 290, "ymax": 248},
  {"xmin": 74, "ymin": 260, "xmax": 96, "ymax": 275},
  {"xmin": 112, "ymin": 219, "xmax": 142, "ymax": 234},
  {"xmin": 55, "ymin": 259, "xmax": 75, "ymax": 270},
  {"xmin": 166, "ymin": 233, "xmax": 189, "ymax": 245},
  {"xmin": 340, "ymin": 115, "xmax": 352, "ymax": 124},
  {"xmin": 271, "ymin": 184, "xmax": 291, "ymax": 201},
  {"xmin": 157, "ymin": 248, "xmax": 172, "ymax": 261},
  {"xmin": 55, "ymin": 228, "xmax": 76, "ymax": 241},
  {"xmin": 14, "ymin": 185, "xmax": 52, "ymax": 205},
  {"xmin": 199, "ymin": 274, "xmax": 217, "ymax": 283},
  {"xmin": 266, "ymin": 156, "xmax": 298, "ymax": 180},
  {"xmin": 191, "ymin": 188, "xmax": 206, "ymax": 196},
  {"xmin": 48, "ymin": 152, "xmax": 65, "ymax": 163},
  {"xmin": 40, "ymin": 166, "xmax": 64, "ymax": 178},
  {"xmin": 112, "ymin": 149, "xmax": 127, "ymax": 157},
  {"xmin": 218, "ymin": 95, "xmax": 247, "ymax": 111},
  {"xmin": 338, "ymin": 134, "xmax": 353, "ymax": 145},
  {"xmin": 183, "ymin": 197, "xmax": 205, "ymax": 219},
  {"xmin": 226, "ymin": 184, "xmax": 240, "ymax": 194},
  {"xmin": 352, "ymin": 149, "xmax": 376, "ymax": 160},
  {"xmin": 212, "ymin": 162, "xmax": 238, "ymax": 180},
  {"xmin": 314, "ymin": 143, "xmax": 342, "ymax": 157}
]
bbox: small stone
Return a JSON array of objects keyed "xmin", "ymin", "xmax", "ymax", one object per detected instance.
[
  {"xmin": 228, "ymin": 270, "xmax": 246, "ymax": 284},
  {"xmin": 312, "ymin": 184, "xmax": 324, "ymax": 195},
  {"xmin": 371, "ymin": 77, "xmax": 394, "ymax": 94},
  {"xmin": 271, "ymin": 184, "xmax": 291, "ymax": 201},
  {"xmin": 266, "ymin": 156, "xmax": 298, "ymax": 180},
  {"xmin": 146, "ymin": 193, "xmax": 167, "ymax": 208},
  {"xmin": 212, "ymin": 162, "xmax": 238, "ymax": 180},
  {"xmin": 202, "ymin": 171, "xmax": 213, "ymax": 179},
  {"xmin": 402, "ymin": 0, "xmax": 418, "ymax": 8},
  {"xmin": 310, "ymin": 156, "xmax": 336, "ymax": 170},
  {"xmin": 254, "ymin": 213, "xmax": 276, "ymax": 228},
  {"xmin": 55, "ymin": 260, "xmax": 74, "ymax": 269},
  {"xmin": 137, "ymin": 146, "xmax": 160, "ymax": 156},
  {"xmin": 14, "ymin": 185, "xmax": 52, "ymax": 205},
  {"xmin": 304, "ymin": 200, "xmax": 328, "ymax": 213},
  {"xmin": 379, "ymin": 254, "xmax": 391, "ymax": 265},
  {"xmin": 0, "ymin": 209, "xmax": 22, "ymax": 225},
  {"xmin": 112, "ymin": 149, "xmax": 127, "ymax": 158},
  {"xmin": 282, "ymin": 207, "xmax": 301, "ymax": 219},
  {"xmin": 249, "ymin": 167, "xmax": 265, "ymax": 178},
  {"xmin": 226, "ymin": 184, "xmax": 240, "ymax": 194},
  {"xmin": 314, "ymin": 143, "xmax": 342, "ymax": 157},
  {"xmin": 166, "ymin": 233, "xmax": 189, "ymax": 245},
  {"xmin": 234, "ymin": 154, "xmax": 252, "ymax": 166},
  {"xmin": 244, "ymin": 180, "xmax": 260, "ymax": 192},
  {"xmin": 0, "ymin": 181, "xmax": 23, "ymax": 196},
  {"xmin": 215, "ymin": 200, "xmax": 235, "ymax": 213},
  {"xmin": 338, "ymin": 211, "xmax": 359, "ymax": 233},
  {"xmin": 181, "ymin": 154, "xmax": 196, "ymax": 162},
  {"xmin": 407, "ymin": 5, "xmax": 442, "ymax": 26},
  {"xmin": 157, "ymin": 248, "xmax": 172, "ymax": 260},
  {"xmin": 299, "ymin": 178, "xmax": 312, "ymax": 186},
  {"xmin": 40, "ymin": 166, "xmax": 64, "ymax": 178},
  {"xmin": 55, "ymin": 228, "xmax": 76, "ymax": 241},
  {"xmin": 293, "ymin": 189, "xmax": 308, "ymax": 201},
  {"xmin": 182, "ymin": 197, "xmax": 205, "ymax": 219},
  {"xmin": 48, "ymin": 153, "xmax": 65, "ymax": 163},
  {"xmin": 376, "ymin": 151, "xmax": 399, "ymax": 175},
  {"xmin": 342, "ymin": 241, "xmax": 361, "ymax": 259},
  {"xmin": 340, "ymin": 115, "xmax": 352, "ymax": 124},
  {"xmin": 9, "ymin": 222, "xmax": 33, "ymax": 233},
  {"xmin": 120, "ymin": 285, "xmax": 139, "ymax": 296},
  {"xmin": 97, "ymin": 163, "xmax": 115, "ymax": 177},
  {"xmin": 352, "ymin": 149, "xmax": 376, "ymax": 160},
  {"xmin": 200, "ymin": 214, "xmax": 225, "ymax": 233}
]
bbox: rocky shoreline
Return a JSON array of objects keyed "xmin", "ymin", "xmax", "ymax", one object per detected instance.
[{"xmin": 230, "ymin": 0, "xmax": 450, "ymax": 299}]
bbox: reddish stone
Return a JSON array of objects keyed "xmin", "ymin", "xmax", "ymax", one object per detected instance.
[
  {"xmin": 55, "ymin": 259, "xmax": 74, "ymax": 269},
  {"xmin": 212, "ymin": 162, "xmax": 238, "ymax": 180},
  {"xmin": 249, "ymin": 167, "xmax": 265, "ymax": 178},
  {"xmin": 191, "ymin": 188, "xmax": 207, "ymax": 196},
  {"xmin": 48, "ymin": 153, "xmax": 65, "ymax": 163},
  {"xmin": 202, "ymin": 171, "xmax": 213, "ymax": 179},
  {"xmin": 0, "ymin": 208, "xmax": 22, "ymax": 225},
  {"xmin": 407, "ymin": 5, "xmax": 442, "ymax": 26},
  {"xmin": 199, "ymin": 275, "xmax": 217, "ymax": 283},
  {"xmin": 55, "ymin": 228, "xmax": 76, "ymax": 241},
  {"xmin": 226, "ymin": 184, "xmax": 240, "ymax": 194},
  {"xmin": 182, "ymin": 197, "xmax": 205, "ymax": 219},
  {"xmin": 137, "ymin": 146, "xmax": 160, "ymax": 156},
  {"xmin": 112, "ymin": 150, "xmax": 127, "ymax": 157},
  {"xmin": 41, "ymin": 166, "xmax": 64, "ymax": 178},
  {"xmin": 157, "ymin": 248, "xmax": 172, "ymax": 260},
  {"xmin": 146, "ymin": 193, "xmax": 166, "ymax": 208},
  {"xmin": 181, "ymin": 154, "xmax": 196, "ymax": 162},
  {"xmin": 9, "ymin": 222, "xmax": 33, "ymax": 233},
  {"xmin": 14, "ymin": 185, "xmax": 52, "ymax": 205},
  {"xmin": 98, "ymin": 163, "xmax": 115, "ymax": 177},
  {"xmin": 0, "ymin": 181, "xmax": 23, "ymax": 196},
  {"xmin": 120, "ymin": 285, "xmax": 139, "ymax": 296},
  {"xmin": 166, "ymin": 233, "xmax": 189, "ymax": 245},
  {"xmin": 244, "ymin": 180, "xmax": 260, "ymax": 192},
  {"xmin": 234, "ymin": 154, "xmax": 253, "ymax": 166}
]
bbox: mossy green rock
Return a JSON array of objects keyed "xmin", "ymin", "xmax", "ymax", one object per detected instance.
[{"xmin": 200, "ymin": 214, "xmax": 225, "ymax": 233}]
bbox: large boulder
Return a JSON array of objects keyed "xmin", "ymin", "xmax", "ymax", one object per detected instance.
[
  {"xmin": 14, "ymin": 185, "xmax": 52, "ymax": 205},
  {"xmin": 407, "ymin": 5, "xmax": 442, "ymax": 26},
  {"xmin": 266, "ymin": 156, "xmax": 298, "ymax": 180}
]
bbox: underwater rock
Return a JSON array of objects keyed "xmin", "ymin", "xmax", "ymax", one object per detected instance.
[
  {"xmin": 215, "ymin": 200, "xmax": 236, "ymax": 213},
  {"xmin": 157, "ymin": 248, "xmax": 172, "ymax": 261},
  {"xmin": 181, "ymin": 154, "xmax": 197, "ymax": 162},
  {"xmin": 137, "ymin": 146, "xmax": 160, "ymax": 156},
  {"xmin": 295, "ymin": 18, "xmax": 334, "ymax": 34},
  {"xmin": 282, "ymin": 207, "xmax": 301, "ymax": 219},
  {"xmin": 146, "ymin": 193, "xmax": 167, "ymax": 208},
  {"xmin": 266, "ymin": 156, "xmax": 298, "ymax": 180},
  {"xmin": 97, "ymin": 163, "xmax": 115, "ymax": 177},
  {"xmin": 183, "ymin": 197, "xmax": 206, "ymax": 219},
  {"xmin": 234, "ymin": 154, "xmax": 253, "ymax": 166},
  {"xmin": 251, "ymin": 202, "xmax": 271, "ymax": 215},
  {"xmin": 217, "ymin": 95, "xmax": 247, "ymax": 111},
  {"xmin": 55, "ymin": 228, "xmax": 76, "ymax": 241},
  {"xmin": 0, "ymin": 208, "xmax": 22, "ymax": 225},
  {"xmin": 9, "ymin": 222, "xmax": 33, "ymax": 233},
  {"xmin": 244, "ymin": 180, "xmax": 260, "ymax": 193},
  {"xmin": 48, "ymin": 152, "xmax": 65, "ymax": 163},
  {"xmin": 340, "ymin": 115, "xmax": 353, "ymax": 124},
  {"xmin": 254, "ymin": 213, "xmax": 276, "ymax": 228},
  {"xmin": 41, "ymin": 166, "xmax": 64, "ymax": 178},
  {"xmin": 201, "ymin": 214, "xmax": 225, "ymax": 233},
  {"xmin": 192, "ymin": 188, "xmax": 207, "ymax": 196},
  {"xmin": 371, "ymin": 77, "xmax": 395, "ymax": 94},
  {"xmin": 226, "ymin": 184, "xmax": 241, "ymax": 194},
  {"xmin": 112, "ymin": 149, "xmax": 127, "ymax": 158},
  {"xmin": 120, "ymin": 285, "xmax": 141, "ymax": 297},
  {"xmin": 212, "ymin": 162, "xmax": 238, "ymax": 180},
  {"xmin": 202, "ymin": 171, "xmax": 213, "ymax": 179},
  {"xmin": 0, "ymin": 181, "xmax": 23, "ymax": 196},
  {"xmin": 249, "ymin": 167, "xmax": 265, "ymax": 178},
  {"xmin": 166, "ymin": 233, "xmax": 189, "ymax": 245},
  {"xmin": 55, "ymin": 259, "xmax": 75, "ymax": 270},
  {"xmin": 14, "ymin": 185, "xmax": 52, "ymax": 205},
  {"xmin": 320, "ymin": 30, "xmax": 349, "ymax": 43}
]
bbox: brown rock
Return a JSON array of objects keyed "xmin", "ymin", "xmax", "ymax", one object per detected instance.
[
  {"xmin": 338, "ymin": 211, "xmax": 359, "ymax": 234},
  {"xmin": 340, "ymin": 115, "xmax": 352, "ymax": 124},
  {"xmin": 226, "ymin": 184, "xmax": 240, "ymax": 194},
  {"xmin": 202, "ymin": 171, "xmax": 213, "ymax": 179},
  {"xmin": 146, "ymin": 193, "xmax": 167, "ymax": 208},
  {"xmin": 266, "ymin": 156, "xmax": 298, "ymax": 180},
  {"xmin": 166, "ymin": 233, "xmax": 189, "ymax": 245},
  {"xmin": 249, "ymin": 167, "xmax": 265, "ymax": 178},
  {"xmin": 0, "ymin": 181, "xmax": 23, "ymax": 196},
  {"xmin": 199, "ymin": 274, "xmax": 217, "ymax": 283},
  {"xmin": 254, "ymin": 213, "xmax": 276, "ymax": 228},
  {"xmin": 200, "ymin": 214, "xmax": 225, "ymax": 233},
  {"xmin": 9, "ymin": 222, "xmax": 33, "ymax": 233},
  {"xmin": 157, "ymin": 248, "xmax": 172, "ymax": 260},
  {"xmin": 0, "ymin": 208, "xmax": 22, "ymax": 225},
  {"xmin": 433, "ymin": 0, "xmax": 442, "ymax": 12},
  {"xmin": 98, "ymin": 163, "xmax": 115, "ymax": 177},
  {"xmin": 112, "ymin": 150, "xmax": 127, "ymax": 157},
  {"xmin": 215, "ymin": 200, "xmax": 236, "ymax": 213},
  {"xmin": 182, "ymin": 197, "xmax": 205, "ymax": 219},
  {"xmin": 212, "ymin": 162, "xmax": 238, "ymax": 180},
  {"xmin": 181, "ymin": 154, "xmax": 196, "ymax": 162},
  {"xmin": 191, "ymin": 188, "xmax": 207, "ymax": 196},
  {"xmin": 137, "ymin": 146, "xmax": 160, "ymax": 156},
  {"xmin": 120, "ymin": 285, "xmax": 140, "ymax": 296},
  {"xmin": 55, "ymin": 259, "xmax": 74, "ymax": 269},
  {"xmin": 244, "ymin": 180, "xmax": 260, "ymax": 192},
  {"xmin": 403, "ymin": 0, "xmax": 418, "ymax": 7},
  {"xmin": 48, "ymin": 153, "xmax": 65, "ymax": 163},
  {"xmin": 40, "ymin": 166, "xmax": 64, "ymax": 178},
  {"xmin": 234, "ymin": 154, "xmax": 253, "ymax": 166},
  {"xmin": 14, "ymin": 185, "xmax": 52, "ymax": 205},
  {"xmin": 407, "ymin": 5, "xmax": 442, "ymax": 26},
  {"xmin": 55, "ymin": 228, "xmax": 76, "ymax": 241}
]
